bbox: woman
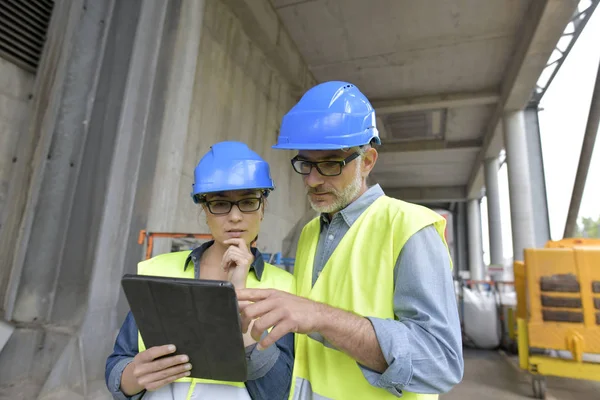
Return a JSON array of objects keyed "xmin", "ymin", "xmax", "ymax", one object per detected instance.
[{"xmin": 105, "ymin": 141, "xmax": 294, "ymax": 400}]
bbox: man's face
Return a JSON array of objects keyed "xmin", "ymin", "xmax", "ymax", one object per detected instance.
[{"xmin": 295, "ymin": 149, "xmax": 365, "ymax": 214}]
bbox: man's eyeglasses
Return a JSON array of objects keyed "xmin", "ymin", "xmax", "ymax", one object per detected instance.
[
  {"xmin": 291, "ymin": 152, "xmax": 360, "ymax": 176},
  {"xmin": 203, "ymin": 197, "xmax": 263, "ymax": 215}
]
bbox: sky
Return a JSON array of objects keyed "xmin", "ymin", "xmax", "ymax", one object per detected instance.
[{"xmin": 481, "ymin": 3, "xmax": 600, "ymax": 263}]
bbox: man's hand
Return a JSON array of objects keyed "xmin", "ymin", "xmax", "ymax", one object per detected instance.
[
  {"xmin": 238, "ymin": 288, "xmax": 389, "ymax": 372},
  {"xmin": 237, "ymin": 288, "xmax": 325, "ymax": 349},
  {"xmin": 120, "ymin": 345, "xmax": 191, "ymax": 395},
  {"xmin": 222, "ymin": 238, "xmax": 254, "ymax": 289}
]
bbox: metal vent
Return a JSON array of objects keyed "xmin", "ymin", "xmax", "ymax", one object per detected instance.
[
  {"xmin": 0, "ymin": 0, "xmax": 55, "ymax": 72},
  {"xmin": 383, "ymin": 109, "xmax": 446, "ymax": 141}
]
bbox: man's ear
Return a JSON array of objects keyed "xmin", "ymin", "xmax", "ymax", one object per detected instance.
[{"xmin": 361, "ymin": 147, "xmax": 378, "ymax": 178}]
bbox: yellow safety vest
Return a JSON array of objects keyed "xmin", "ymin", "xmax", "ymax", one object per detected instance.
[
  {"xmin": 290, "ymin": 196, "xmax": 450, "ymax": 400},
  {"xmin": 136, "ymin": 250, "xmax": 295, "ymax": 399}
]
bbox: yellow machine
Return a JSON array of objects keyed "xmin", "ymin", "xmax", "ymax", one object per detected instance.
[{"xmin": 514, "ymin": 239, "xmax": 600, "ymax": 399}]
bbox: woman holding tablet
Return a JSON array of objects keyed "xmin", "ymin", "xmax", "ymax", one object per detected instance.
[{"xmin": 105, "ymin": 141, "xmax": 294, "ymax": 400}]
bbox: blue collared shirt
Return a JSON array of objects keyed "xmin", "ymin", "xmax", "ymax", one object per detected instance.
[
  {"xmin": 105, "ymin": 242, "xmax": 294, "ymax": 400},
  {"xmin": 313, "ymin": 185, "xmax": 464, "ymax": 395}
]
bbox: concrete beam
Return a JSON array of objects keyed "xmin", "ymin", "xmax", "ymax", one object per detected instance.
[
  {"xmin": 378, "ymin": 139, "xmax": 481, "ymax": 153},
  {"xmin": 466, "ymin": 0, "xmax": 579, "ymax": 195},
  {"xmin": 384, "ymin": 186, "xmax": 467, "ymax": 203},
  {"xmin": 372, "ymin": 91, "xmax": 499, "ymax": 115},
  {"xmin": 219, "ymin": 0, "xmax": 315, "ymax": 95}
]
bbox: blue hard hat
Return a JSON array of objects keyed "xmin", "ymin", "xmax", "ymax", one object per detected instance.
[
  {"xmin": 191, "ymin": 141, "xmax": 275, "ymax": 204},
  {"xmin": 273, "ymin": 81, "xmax": 381, "ymax": 150}
]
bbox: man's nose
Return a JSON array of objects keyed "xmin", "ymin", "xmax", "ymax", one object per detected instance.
[{"xmin": 304, "ymin": 167, "xmax": 324, "ymax": 188}]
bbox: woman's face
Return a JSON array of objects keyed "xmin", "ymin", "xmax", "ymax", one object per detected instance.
[{"xmin": 202, "ymin": 190, "xmax": 264, "ymax": 246}]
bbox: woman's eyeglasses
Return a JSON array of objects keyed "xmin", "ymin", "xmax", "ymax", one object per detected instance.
[{"xmin": 203, "ymin": 197, "xmax": 263, "ymax": 215}]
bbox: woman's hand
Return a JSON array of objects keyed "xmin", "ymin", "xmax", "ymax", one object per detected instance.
[
  {"xmin": 120, "ymin": 345, "xmax": 192, "ymax": 395},
  {"xmin": 221, "ymin": 238, "xmax": 254, "ymax": 289}
]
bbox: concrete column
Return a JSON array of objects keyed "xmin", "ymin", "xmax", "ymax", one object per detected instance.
[
  {"xmin": 454, "ymin": 201, "xmax": 468, "ymax": 277},
  {"xmin": 467, "ymin": 198, "xmax": 484, "ymax": 281},
  {"xmin": 503, "ymin": 111, "xmax": 536, "ymax": 261},
  {"xmin": 484, "ymin": 157, "xmax": 504, "ymax": 266},
  {"xmin": 524, "ymin": 106, "xmax": 551, "ymax": 246}
]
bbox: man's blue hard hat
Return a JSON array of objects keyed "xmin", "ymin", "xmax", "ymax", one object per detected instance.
[
  {"xmin": 191, "ymin": 141, "xmax": 275, "ymax": 203},
  {"xmin": 273, "ymin": 81, "xmax": 380, "ymax": 150}
]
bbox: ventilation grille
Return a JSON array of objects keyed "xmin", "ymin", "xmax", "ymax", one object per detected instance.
[
  {"xmin": 0, "ymin": 0, "xmax": 55, "ymax": 72},
  {"xmin": 383, "ymin": 109, "xmax": 446, "ymax": 141}
]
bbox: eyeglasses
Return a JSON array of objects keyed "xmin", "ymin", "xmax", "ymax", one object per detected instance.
[
  {"xmin": 291, "ymin": 152, "xmax": 361, "ymax": 176},
  {"xmin": 203, "ymin": 197, "xmax": 263, "ymax": 215}
]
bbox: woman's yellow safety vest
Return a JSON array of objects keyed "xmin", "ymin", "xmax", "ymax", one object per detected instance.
[
  {"xmin": 290, "ymin": 196, "xmax": 450, "ymax": 400},
  {"xmin": 136, "ymin": 250, "xmax": 295, "ymax": 400}
]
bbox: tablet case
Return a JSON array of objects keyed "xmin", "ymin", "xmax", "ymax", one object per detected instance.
[{"xmin": 121, "ymin": 274, "xmax": 247, "ymax": 382}]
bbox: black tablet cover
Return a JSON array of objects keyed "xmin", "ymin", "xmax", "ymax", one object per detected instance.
[{"xmin": 121, "ymin": 274, "xmax": 247, "ymax": 382}]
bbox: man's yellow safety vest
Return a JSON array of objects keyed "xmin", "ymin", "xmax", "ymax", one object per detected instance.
[
  {"xmin": 290, "ymin": 196, "xmax": 450, "ymax": 400},
  {"xmin": 136, "ymin": 250, "xmax": 294, "ymax": 400}
]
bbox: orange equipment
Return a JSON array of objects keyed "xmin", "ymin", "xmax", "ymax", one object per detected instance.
[{"xmin": 138, "ymin": 230, "xmax": 212, "ymax": 260}]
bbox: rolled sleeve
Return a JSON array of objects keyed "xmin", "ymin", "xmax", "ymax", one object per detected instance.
[
  {"xmin": 245, "ymin": 330, "xmax": 281, "ymax": 381},
  {"xmin": 105, "ymin": 311, "xmax": 144, "ymax": 400},
  {"xmin": 358, "ymin": 225, "xmax": 464, "ymax": 395},
  {"xmin": 107, "ymin": 358, "xmax": 144, "ymax": 400},
  {"xmin": 245, "ymin": 332, "xmax": 295, "ymax": 400}
]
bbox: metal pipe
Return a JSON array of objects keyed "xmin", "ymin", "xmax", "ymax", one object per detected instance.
[{"xmin": 564, "ymin": 57, "xmax": 600, "ymax": 238}]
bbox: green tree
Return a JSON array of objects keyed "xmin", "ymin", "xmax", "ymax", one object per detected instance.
[{"xmin": 575, "ymin": 216, "xmax": 600, "ymax": 238}]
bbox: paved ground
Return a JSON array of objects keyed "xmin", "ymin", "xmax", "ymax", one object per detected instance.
[
  {"xmin": 442, "ymin": 348, "xmax": 600, "ymax": 400},
  {"xmin": 3, "ymin": 347, "xmax": 598, "ymax": 399}
]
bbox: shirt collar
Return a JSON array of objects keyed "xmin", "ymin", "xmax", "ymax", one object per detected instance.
[
  {"xmin": 183, "ymin": 240, "xmax": 265, "ymax": 281},
  {"xmin": 320, "ymin": 184, "xmax": 385, "ymax": 228}
]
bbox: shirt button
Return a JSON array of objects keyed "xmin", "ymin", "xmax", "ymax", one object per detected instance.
[{"xmin": 328, "ymin": 234, "xmax": 334, "ymax": 241}]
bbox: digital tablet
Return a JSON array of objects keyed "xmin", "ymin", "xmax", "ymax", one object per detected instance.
[{"xmin": 121, "ymin": 274, "xmax": 247, "ymax": 382}]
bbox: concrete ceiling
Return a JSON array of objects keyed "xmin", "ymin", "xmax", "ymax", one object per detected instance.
[
  {"xmin": 271, "ymin": 0, "xmax": 530, "ymax": 99},
  {"xmin": 225, "ymin": 0, "xmax": 579, "ymax": 203}
]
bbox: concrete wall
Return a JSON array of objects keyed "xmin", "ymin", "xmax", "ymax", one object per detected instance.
[
  {"xmin": 0, "ymin": 1, "xmax": 314, "ymax": 398},
  {"xmin": 147, "ymin": 0, "xmax": 313, "ymax": 255},
  {"xmin": 0, "ymin": 58, "xmax": 35, "ymax": 301},
  {"xmin": 0, "ymin": 59, "xmax": 34, "ymax": 215}
]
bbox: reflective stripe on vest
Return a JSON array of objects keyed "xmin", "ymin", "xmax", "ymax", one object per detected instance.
[
  {"xmin": 290, "ymin": 196, "xmax": 450, "ymax": 400},
  {"xmin": 136, "ymin": 250, "xmax": 295, "ymax": 400}
]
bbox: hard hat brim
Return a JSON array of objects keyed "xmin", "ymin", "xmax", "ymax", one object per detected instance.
[{"xmin": 272, "ymin": 136, "xmax": 381, "ymax": 151}]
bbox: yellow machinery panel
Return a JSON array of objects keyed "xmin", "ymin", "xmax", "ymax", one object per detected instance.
[
  {"xmin": 516, "ymin": 242, "xmax": 600, "ymax": 398},
  {"xmin": 524, "ymin": 246, "xmax": 600, "ymax": 357},
  {"xmin": 514, "ymin": 261, "xmax": 527, "ymax": 321},
  {"xmin": 545, "ymin": 238, "xmax": 600, "ymax": 248}
]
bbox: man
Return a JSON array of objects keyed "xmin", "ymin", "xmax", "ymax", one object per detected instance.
[{"xmin": 238, "ymin": 81, "xmax": 463, "ymax": 399}]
